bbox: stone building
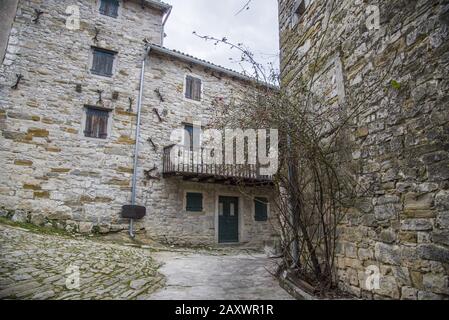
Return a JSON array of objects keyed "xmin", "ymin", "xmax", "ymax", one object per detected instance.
[
  {"xmin": 278, "ymin": 0, "xmax": 448, "ymax": 299},
  {"xmin": 0, "ymin": 0, "xmax": 278, "ymax": 247}
]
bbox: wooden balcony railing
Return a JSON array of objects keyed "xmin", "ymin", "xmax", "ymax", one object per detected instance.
[{"xmin": 163, "ymin": 145, "xmax": 273, "ymax": 185}]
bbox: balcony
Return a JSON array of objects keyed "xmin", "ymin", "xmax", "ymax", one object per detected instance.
[{"xmin": 162, "ymin": 145, "xmax": 273, "ymax": 186}]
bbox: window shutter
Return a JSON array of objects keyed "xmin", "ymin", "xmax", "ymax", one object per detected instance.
[
  {"xmin": 104, "ymin": 52, "xmax": 113, "ymax": 75},
  {"xmin": 100, "ymin": 0, "xmax": 119, "ymax": 18},
  {"xmin": 84, "ymin": 112, "xmax": 94, "ymax": 137},
  {"xmin": 254, "ymin": 197, "xmax": 268, "ymax": 221},
  {"xmin": 84, "ymin": 107, "xmax": 110, "ymax": 139},
  {"xmin": 193, "ymin": 78, "xmax": 201, "ymax": 101},
  {"xmin": 92, "ymin": 52, "xmax": 100, "ymax": 73},
  {"xmin": 98, "ymin": 114, "xmax": 108, "ymax": 139},
  {"xmin": 186, "ymin": 193, "xmax": 203, "ymax": 212},
  {"xmin": 109, "ymin": 0, "xmax": 119, "ymax": 17},
  {"xmin": 185, "ymin": 76, "xmax": 192, "ymax": 99},
  {"xmin": 99, "ymin": 0, "xmax": 107, "ymax": 15},
  {"xmin": 184, "ymin": 124, "xmax": 193, "ymax": 150},
  {"xmin": 185, "ymin": 76, "xmax": 201, "ymax": 101},
  {"xmin": 92, "ymin": 49, "xmax": 115, "ymax": 76}
]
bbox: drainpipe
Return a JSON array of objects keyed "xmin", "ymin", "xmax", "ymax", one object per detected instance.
[
  {"xmin": 129, "ymin": 46, "xmax": 151, "ymax": 238},
  {"xmin": 160, "ymin": 6, "xmax": 172, "ymax": 46}
]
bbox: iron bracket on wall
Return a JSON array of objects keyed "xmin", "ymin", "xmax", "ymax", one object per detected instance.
[
  {"xmin": 93, "ymin": 27, "xmax": 100, "ymax": 42},
  {"xmin": 147, "ymin": 138, "xmax": 158, "ymax": 151},
  {"xmin": 153, "ymin": 108, "xmax": 163, "ymax": 122},
  {"xmin": 128, "ymin": 97, "xmax": 134, "ymax": 112},
  {"xmin": 154, "ymin": 88, "xmax": 165, "ymax": 102},
  {"xmin": 97, "ymin": 90, "xmax": 103, "ymax": 104},
  {"xmin": 144, "ymin": 166, "xmax": 160, "ymax": 180},
  {"xmin": 33, "ymin": 9, "xmax": 44, "ymax": 24},
  {"xmin": 11, "ymin": 74, "xmax": 23, "ymax": 90}
]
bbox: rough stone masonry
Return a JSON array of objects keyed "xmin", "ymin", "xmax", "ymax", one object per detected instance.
[
  {"xmin": 0, "ymin": 0, "xmax": 278, "ymax": 247},
  {"xmin": 278, "ymin": 0, "xmax": 449, "ymax": 299}
]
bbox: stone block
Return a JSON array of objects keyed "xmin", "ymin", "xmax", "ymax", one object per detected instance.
[
  {"xmin": 374, "ymin": 204, "xmax": 398, "ymax": 221},
  {"xmin": 358, "ymin": 248, "xmax": 374, "ymax": 261},
  {"xmin": 375, "ymin": 275, "xmax": 400, "ymax": 299},
  {"xmin": 428, "ymin": 161, "xmax": 449, "ymax": 182},
  {"xmin": 432, "ymin": 231, "xmax": 449, "ymax": 247},
  {"xmin": 11, "ymin": 211, "xmax": 28, "ymax": 223},
  {"xmin": 398, "ymin": 232, "xmax": 417, "ymax": 243},
  {"xmin": 379, "ymin": 229, "xmax": 397, "ymax": 243},
  {"xmin": 435, "ymin": 191, "xmax": 449, "ymax": 210},
  {"xmin": 79, "ymin": 222, "xmax": 93, "ymax": 234},
  {"xmin": 374, "ymin": 243, "xmax": 401, "ymax": 265},
  {"xmin": 422, "ymin": 274, "xmax": 449, "ymax": 295},
  {"xmin": 404, "ymin": 193, "xmax": 434, "ymax": 211},
  {"xmin": 417, "ymin": 291, "xmax": 445, "ymax": 300},
  {"xmin": 418, "ymin": 244, "xmax": 449, "ymax": 263},
  {"xmin": 14, "ymin": 160, "xmax": 33, "ymax": 166},
  {"xmin": 401, "ymin": 286, "xmax": 418, "ymax": 300},
  {"xmin": 401, "ymin": 219, "xmax": 433, "ymax": 231},
  {"xmin": 27, "ymin": 128, "xmax": 49, "ymax": 137}
]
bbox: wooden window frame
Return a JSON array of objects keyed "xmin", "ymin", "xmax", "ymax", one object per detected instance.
[
  {"xmin": 91, "ymin": 47, "xmax": 117, "ymax": 77},
  {"xmin": 185, "ymin": 75, "xmax": 202, "ymax": 102},
  {"xmin": 83, "ymin": 106, "xmax": 111, "ymax": 140},
  {"xmin": 99, "ymin": 0, "xmax": 119, "ymax": 18}
]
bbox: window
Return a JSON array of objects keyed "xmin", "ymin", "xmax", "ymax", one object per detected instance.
[
  {"xmin": 99, "ymin": 0, "xmax": 119, "ymax": 18},
  {"xmin": 91, "ymin": 48, "xmax": 116, "ymax": 77},
  {"xmin": 254, "ymin": 197, "xmax": 268, "ymax": 221},
  {"xmin": 84, "ymin": 107, "xmax": 110, "ymax": 139},
  {"xmin": 291, "ymin": 0, "xmax": 313, "ymax": 27},
  {"xmin": 186, "ymin": 192, "xmax": 203, "ymax": 212},
  {"xmin": 184, "ymin": 124, "xmax": 201, "ymax": 151},
  {"xmin": 185, "ymin": 76, "xmax": 202, "ymax": 101}
]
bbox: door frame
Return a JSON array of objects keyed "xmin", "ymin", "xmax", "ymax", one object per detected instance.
[{"xmin": 215, "ymin": 193, "xmax": 243, "ymax": 244}]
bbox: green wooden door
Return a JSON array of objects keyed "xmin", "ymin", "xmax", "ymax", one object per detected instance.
[{"xmin": 218, "ymin": 196, "xmax": 239, "ymax": 243}]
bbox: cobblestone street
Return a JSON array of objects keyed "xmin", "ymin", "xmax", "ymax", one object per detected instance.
[
  {"xmin": 0, "ymin": 223, "xmax": 292, "ymax": 300},
  {"xmin": 0, "ymin": 224, "xmax": 163, "ymax": 300}
]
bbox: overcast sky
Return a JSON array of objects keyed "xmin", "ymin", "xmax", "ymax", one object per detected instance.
[{"xmin": 163, "ymin": 0, "xmax": 280, "ymax": 75}]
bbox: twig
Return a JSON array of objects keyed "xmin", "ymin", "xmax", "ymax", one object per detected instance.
[{"xmin": 235, "ymin": 0, "xmax": 252, "ymax": 16}]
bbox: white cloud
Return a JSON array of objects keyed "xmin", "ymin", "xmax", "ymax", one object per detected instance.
[{"xmin": 163, "ymin": 0, "xmax": 279, "ymax": 75}]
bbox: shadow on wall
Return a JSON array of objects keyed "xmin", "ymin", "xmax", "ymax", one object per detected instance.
[{"xmin": 0, "ymin": 0, "xmax": 19, "ymax": 64}]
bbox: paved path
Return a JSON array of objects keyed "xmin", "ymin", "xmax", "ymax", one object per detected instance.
[
  {"xmin": 147, "ymin": 252, "xmax": 293, "ymax": 300},
  {"xmin": 0, "ymin": 224, "xmax": 163, "ymax": 300},
  {"xmin": 0, "ymin": 223, "xmax": 292, "ymax": 300}
]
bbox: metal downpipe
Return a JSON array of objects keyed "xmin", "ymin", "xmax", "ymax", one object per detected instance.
[{"xmin": 129, "ymin": 46, "xmax": 151, "ymax": 238}]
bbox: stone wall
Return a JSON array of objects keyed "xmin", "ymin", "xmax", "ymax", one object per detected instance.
[
  {"xmin": 0, "ymin": 0, "xmax": 277, "ymax": 247},
  {"xmin": 278, "ymin": 0, "xmax": 448, "ymax": 299},
  {"xmin": 0, "ymin": 0, "xmax": 19, "ymax": 64},
  {"xmin": 0, "ymin": 0, "xmax": 165, "ymax": 233},
  {"xmin": 136, "ymin": 52, "xmax": 278, "ymax": 247}
]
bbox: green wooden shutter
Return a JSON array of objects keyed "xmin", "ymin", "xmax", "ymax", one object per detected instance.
[
  {"xmin": 186, "ymin": 193, "xmax": 203, "ymax": 212},
  {"xmin": 254, "ymin": 197, "xmax": 268, "ymax": 221}
]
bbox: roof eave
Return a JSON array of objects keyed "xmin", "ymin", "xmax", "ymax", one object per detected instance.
[
  {"xmin": 134, "ymin": 0, "xmax": 172, "ymax": 13},
  {"xmin": 148, "ymin": 45, "xmax": 277, "ymax": 89}
]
